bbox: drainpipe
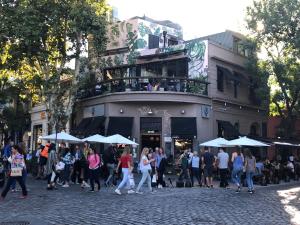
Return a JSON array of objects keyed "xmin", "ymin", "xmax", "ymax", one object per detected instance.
[{"xmin": 163, "ymin": 31, "xmax": 167, "ymax": 49}]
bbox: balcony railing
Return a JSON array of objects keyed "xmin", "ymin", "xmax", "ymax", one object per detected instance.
[{"xmin": 76, "ymin": 76, "xmax": 209, "ymax": 99}]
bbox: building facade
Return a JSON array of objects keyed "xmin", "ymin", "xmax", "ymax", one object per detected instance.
[{"xmin": 73, "ymin": 16, "xmax": 268, "ymax": 160}]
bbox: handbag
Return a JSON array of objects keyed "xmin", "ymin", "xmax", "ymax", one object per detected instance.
[
  {"xmin": 55, "ymin": 161, "xmax": 65, "ymax": 171},
  {"xmin": 152, "ymin": 174, "xmax": 157, "ymax": 183},
  {"xmin": 11, "ymin": 167, "xmax": 23, "ymax": 177}
]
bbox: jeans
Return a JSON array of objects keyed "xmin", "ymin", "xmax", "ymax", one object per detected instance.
[
  {"xmin": 136, "ymin": 169, "xmax": 152, "ymax": 192},
  {"xmin": 232, "ymin": 168, "xmax": 243, "ymax": 187},
  {"xmin": 191, "ymin": 168, "xmax": 201, "ymax": 186},
  {"xmin": 63, "ymin": 164, "xmax": 71, "ymax": 183},
  {"xmin": 71, "ymin": 160, "xmax": 82, "ymax": 183},
  {"xmin": 105, "ymin": 163, "xmax": 115, "ymax": 185},
  {"xmin": 89, "ymin": 168, "xmax": 100, "ymax": 191},
  {"xmin": 2, "ymin": 176, "xmax": 27, "ymax": 198},
  {"xmin": 117, "ymin": 168, "xmax": 129, "ymax": 190},
  {"xmin": 219, "ymin": 168, "xmax": 229, "ymax": 188},
  {"xmin": 157, "ymin": 168, "xmax": 165, "ymax": 186},
  {"xmin": 11, "ymin": 170, "xmax": 27, "ymax": 190},
  {"xmin": 246, "ymin": 171, "xmax": 254, "ymax": 191}
]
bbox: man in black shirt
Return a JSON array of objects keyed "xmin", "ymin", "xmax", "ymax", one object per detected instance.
[{"xmin": 202, "ymin": 147, "xmax": 215, "ymax": 188}]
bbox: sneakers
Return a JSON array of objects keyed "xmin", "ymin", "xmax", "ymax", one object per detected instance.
[
  {"xmin": 158, "ymin": 184, "xmax": 163, "ymax": 189},
  {"xmin": 235, "ymin": 187, "xmax": 241, "ymax": 193},
  {"xmin": 128, "ymin": 190, "xmax": 135, "ymax": 194},
  {"xmin": 62, "ymin": 184, "xmax": 69, "ymax": 188},
  {"xmin": 248, "ymin": 190, "xmax": 254, "ymax": 194},
  {"xmin": 135, "ymin": 191, "xmax": 143, "ymax": 194},
  {"xmin": 115, "ymin": 189, "xmax": 121, "ymax": 195}
]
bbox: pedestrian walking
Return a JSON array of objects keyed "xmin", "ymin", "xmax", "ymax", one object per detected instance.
[
  {"xmin": 71, "ymin": 145, "xmax": 84, "ymax": 184},
  {"xmin": 81, "ymin": 142, "xmax": 91, "ymax": 188},
  {"xmin": 231, "ymin": 149, "xmax": 244, "ymax": 193},
  {"xmin": 244, "ymin": 149, "xmax": 256, "ymax": 194},
  {"xmin": 87, "ymin": 148, "xmax": 101, "ymax": 192},
  {"xmin": 1, "ymin": 145, "xmax": 28, "ymax": 200},
  {"xmin": 103, "ymin": 145, "xmax": 117, "ymax": 187},
  {"xmin": 217, "ymin": 148, "xmax": 229, "ymax": 188},
  {"xmin": 45, "ymin": 143, "xmax": 57, "ymax": 190},
  {"xmin": 114, "ymin": 146, "xmax": 134, "ymax": 195},
  {"xmin": 156, "ymin": 147, "xmax": 167, "ymax": 188},
  {"xmin": 136, "ymin": 147, "xmax": 155, "ymax": 194},
  {"xmin": 61, "ymin": 147, "xmax": 75, "ymax": 188},
  {"xmin": 190, "ymin": 151, "xmax": 202, "ymax": 187},
  {"xmin": 11, "ymin": 144, "xmax": 27, "ymax": 192},
  {"xmin": 36, "ymin": 142, "xmax": 50, "ymax": 180},
  {"xmin": 202, "ymin": 147, "xmax": 215, "ymax": 188}
]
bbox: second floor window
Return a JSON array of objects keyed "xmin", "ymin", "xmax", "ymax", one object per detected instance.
[
  {"xmin": 217, "ymin": 67, "xmax": 224, "ymax": 92},
  {"xmin": 148, "ymin": 34, "xmax": 159, "ymax": 49},
  {"xmin": 168, "ymin": 39, "xmax": 178, "ymax": 46}
]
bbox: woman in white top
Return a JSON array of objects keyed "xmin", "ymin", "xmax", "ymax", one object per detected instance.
[{"xmin": 136, "ymin": 147, "xmax": 155, "ymax": 194}]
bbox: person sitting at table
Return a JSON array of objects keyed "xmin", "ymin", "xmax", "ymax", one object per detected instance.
[
  {"xmin": 147, "ymin": 82, "xmax": 153, "ymax": 91},
  {"xmin": 153, "ymin": 81, "xmax": 160, "ymax": 91}
]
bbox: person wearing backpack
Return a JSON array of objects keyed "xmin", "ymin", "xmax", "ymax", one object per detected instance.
[
  {"xmin": 36, "ymin": 142, "xmax": 50, "ymax": 179},
  {"xmin": 231, "ymin": 149, "xmax": 244, "ymax": 193},
  {"xmin": 244, "ymin": 149, "xmax": 256, "ymax": 194},
  {"xmin": 87, "ymin": 148, "xmax": 101, "ymax": 192}
]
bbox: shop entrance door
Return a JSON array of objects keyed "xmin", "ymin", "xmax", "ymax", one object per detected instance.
[{"xmin": 141, "ymin": 134, "xmax": 161, "ymax": 150}]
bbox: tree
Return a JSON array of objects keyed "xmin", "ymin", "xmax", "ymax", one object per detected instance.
[
  {"xmin": 246, "ymin": 0, "xmax": 300, "ymax": 138},
  {"xmin": 0, "ymin": 0, "xmax": 109, "ymax": 133}
]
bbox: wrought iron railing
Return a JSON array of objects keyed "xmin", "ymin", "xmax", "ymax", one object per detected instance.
[{"xmin": 76, "ymin": 76, "xmax": 209, "ymax": 99}]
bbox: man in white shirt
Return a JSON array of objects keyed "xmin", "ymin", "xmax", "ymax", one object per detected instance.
[{"xmin": 217, "ymin": 148, "xmax": 229, "ymax": 188}]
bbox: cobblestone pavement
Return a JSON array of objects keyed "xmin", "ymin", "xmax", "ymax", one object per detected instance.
[{"xmin": 0, "ymin": 176, "xmax": 299, "ymax": 225}]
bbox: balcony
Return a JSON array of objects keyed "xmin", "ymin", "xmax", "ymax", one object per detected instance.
[{"xmin": 77, "ymin": 76, "xmax": 209, "ymax": 100}]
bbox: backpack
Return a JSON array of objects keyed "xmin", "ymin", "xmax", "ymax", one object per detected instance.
[{"xmin": 40, "ymin": 144, "xmax": 50, "ymax": 158}]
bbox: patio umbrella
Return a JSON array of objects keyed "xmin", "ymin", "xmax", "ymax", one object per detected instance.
[
  {"xmin": 82, "ymin": 134, "xmax": 106, "ymax": 143},
  {"xmin": 226, "ymin": 136, "xmax": 270, "ymax": 147},
  {"xmin": 101, "ymin": 134, "xmax": 138, "ymax": 145},
  {"xmin": 199, "ymin": 137, "xmax": 231, "ymax": 147},
  {"xmin": 41, "ymin": 132, "xmax": 82, "ymax": 143}
]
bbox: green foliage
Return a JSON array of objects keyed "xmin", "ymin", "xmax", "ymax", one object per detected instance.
[
  {"xmin": 0, "ymin": 0, "xmax": 109, "ymax": 132},
  {"xmin": 246, "ymin": 0, "xmax": 300, "ymax": 138}
]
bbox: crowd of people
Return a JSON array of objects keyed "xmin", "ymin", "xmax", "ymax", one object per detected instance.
[
  {"xmin": 1, "ymin": 138, "xmax": 300, "ymax": 201},
  {"xmin": 177, "ymin": 147, "xmax": 300, "ymax": 193}
]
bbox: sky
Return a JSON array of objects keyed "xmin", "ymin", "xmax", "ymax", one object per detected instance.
[{"xmin": 108, "ymin": 0, "xmax": 253, "ymax": 40}]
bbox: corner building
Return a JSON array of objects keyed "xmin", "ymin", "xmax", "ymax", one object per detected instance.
[{"xmin": 73, "ymin": 16, "xmax": 268, "ymax": 160}]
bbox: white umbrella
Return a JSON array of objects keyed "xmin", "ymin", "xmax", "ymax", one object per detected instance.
[
  {"xmin": 199, "ymin": 137, "xmax": 231, "ymax": 147},
  {"xmin": 226, "ymin": 136, "xmax": 270, "ymax": 147},
  {"xmin": 82, "ymin": 134, "xmax": 106, "ymax": 143},
  {"xmin": 41, "ymin": 132, "xmax": 82, "ymax": 143},
  {"xmin": 101, "ymin": 134, "xmax": 139, "ymax": 145}
]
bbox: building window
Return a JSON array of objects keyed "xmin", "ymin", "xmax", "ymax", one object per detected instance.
[
  {"xmin": 217, "ymin": 67, "xmax": 224, "ymax": 92},
  {"xmin": 148, "ymin": 34, "xmax": 159, "ymax": 49},
  {"xmin": 262, "ymin": 122, "xmax": 267, "ymax": 137},
  {"xmin": 168, "ymin": 39, "xmax": 178, "ymax": 46},
  {"xmin": 234, "ymin": 80, "xmax": 238, "ymax": 98}
]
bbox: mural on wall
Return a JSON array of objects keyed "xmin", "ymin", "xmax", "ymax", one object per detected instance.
[
  {"xmin": 99, "ymin": 18, "xmax": 207, "ymax": 80},
  {"xmin": 186, "ymin": 40, "xmax": 208, "ymax": 79}
]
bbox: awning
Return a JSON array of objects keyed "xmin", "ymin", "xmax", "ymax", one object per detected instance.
[
  {"xmin": 72, "ymin": 117, "xmax": 105, "ymax": 136},
  {"xmin": 107, "ymin": 117, "xmax": 133, "ymax": 138},
  {"xmin": 171, "ymin": 117, "xmax": 197, "ymax": 138},
  {"xmin": 217, "ymin": 66, "xmax": 241, "ymax": 82},
  {"xmin": 217, "ymin": 120, "xmax": 239, "ymax": 139}
]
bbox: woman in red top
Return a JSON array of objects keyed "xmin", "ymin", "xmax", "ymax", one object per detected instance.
[
  {"xmin": 87, "ymin": 148, "xmax": 101, "ymax": 192},
  {"xmin": 114, "ymin": 146, "xmax": 133, "ymax": 195}
]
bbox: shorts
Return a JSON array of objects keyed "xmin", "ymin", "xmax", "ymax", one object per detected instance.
[{"xmin": 204, "ymin": 166, "xmax": 213, "ymax": 177}]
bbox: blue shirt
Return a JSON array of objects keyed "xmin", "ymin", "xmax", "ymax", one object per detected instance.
[
  {"xmin": 3, "ymin": 144, "xmax": 11, "ymax": 158},
  {"xmin": 155, "ymin": 154, "xmax": 165, "ymax": 168}
]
